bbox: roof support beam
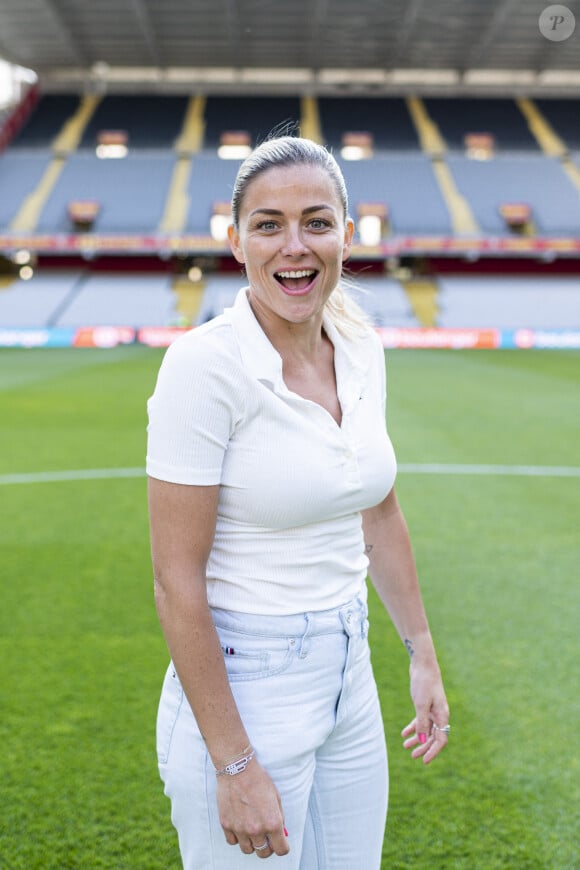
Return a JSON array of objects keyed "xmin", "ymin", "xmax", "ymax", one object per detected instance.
[
  {"xmin": 42, "ymin": 0, "xmax": 88, "ymax": 65},
  {"xmin": 128, "ymin": 0, "xmax": 162, "ymax": 66},
  {"xmin": 464, "ymin": 0, "xmax": 521, "ymax": 69},
  {"xmin": 389, "ymin": 0, "xmax": 427, "ymax": 66}
]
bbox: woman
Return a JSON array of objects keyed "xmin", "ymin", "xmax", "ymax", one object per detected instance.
[{"xmin": 147, "ymin": 135, "xmax": 449, "ymax": 868}]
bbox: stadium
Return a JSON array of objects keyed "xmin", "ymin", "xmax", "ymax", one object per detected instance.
[{"xmin": 0, "ymin": 1, "xmax": 578, "ymax": 867}]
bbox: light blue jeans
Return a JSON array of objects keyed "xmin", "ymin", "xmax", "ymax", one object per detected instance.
[{"xmin": 157, "ymin": 596, "xmax": 388, "ymax": 868}]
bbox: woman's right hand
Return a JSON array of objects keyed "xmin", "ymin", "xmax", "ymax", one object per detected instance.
[{"xmin": 217, "ymin": 760, "xmax": 290, "ymax": 859}]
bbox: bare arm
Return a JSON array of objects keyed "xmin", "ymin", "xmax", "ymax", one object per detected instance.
[
  {"xmin": 148, "ymin": 477, "xmax": 289, "ymax": 856},
  {"xmin": 362, "ymin": 487, "xmax": 449, "ymax": 763}
]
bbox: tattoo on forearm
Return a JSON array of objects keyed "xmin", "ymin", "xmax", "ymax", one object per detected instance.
[
  {"xmin": 404, "ymin": 638, "xmax": 415, "ymax": 658},
  {"xmin": 365, "ymin": 544, "xmax": 373, "ymax": 555}
]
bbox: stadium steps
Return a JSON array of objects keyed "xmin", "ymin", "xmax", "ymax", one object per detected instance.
[
  {"xmin": 430, "ymin": 159, "xmax": 480, "ymax": 235},
  {"xmin": 45, "ymin": 271, "xmax": 88, "ymax": 327},
  {"xmin": 300, "ymin": 97, "xmax": 323, "ymax": 143},
  {"xmin": 406, "ymin": 97, "xmax": 446, "ymax": 156},
  {"xmin": 9, "ymin": 158, "xmax": 67, "ymax": 232},
  {"xmin": 159, "ymin": 157, "xmax": 193, "ymax": 233},
  {"xmin": 518, "ymin": 97, "xmax": 580, "ymax": 197},
  {"xmin": 9, "ymin": 95, "xmax": 102, "ymax": 232},
  {"xmin": 159, "ymin": 96, "xmax": 206, "ymax": 233},
  {"xmin": 407, "ymin": 97, "xmax": 480, "ymax": 235},
  {"xmin": 174, "ymin": 95, "xmax": 206, "ymax": 154},
  {"xmin": 159, "ymin": 96, "xmax": 207, "ymax": 233},
  {"xmin": 517, "ymin": 97, "xmax": 566, "ymax": 157},
  {"xmin": 400, "ymin": 278, "xmax": 440, "ymax": 327},
  {"xmin": 172, "ymin": 276, "xmax": 205, "ymax": 324},
  {"xmin": 51, "ymin": 94, "xmax": 102, "ymax": 155}
]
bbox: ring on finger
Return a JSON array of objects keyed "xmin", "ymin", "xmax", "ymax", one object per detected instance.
[
  {"xmin": 254, "ymin": 839, "xmax": 269, "ymax": 851},
  {"xmin": 432, "ymin": 723, "xmax": 451, "ymax": 734}
]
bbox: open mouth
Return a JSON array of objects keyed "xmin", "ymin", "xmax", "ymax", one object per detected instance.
[{"xmin": 274, "ymin": 269, "xmax": 318, "ymax": 295}]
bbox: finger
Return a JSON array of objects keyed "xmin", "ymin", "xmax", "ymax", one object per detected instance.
[
  {"xmin": 402, "ymin": 718, "xmax": 429, "ymax": 751},
  {"xmin": 414, "ymin": 714, "xmax": 431, "ymax": 747},
  {"xmin": 267, "ymin": 828, "xmax": 290, "ymax": 857},
  {"xmin": 238, "ymin": 837, "xmax": 255, "ymax": 855},
  {"xmin": 422, "ymin": 725, "xmax": 450, "ymax": 763},
  {"xmin": 268, "ymin": 800, "xmax": 290, "ymax": 856},
  {"xmin": 252, "ymin": 837, "xmax": 273, "ymax": 858},
  {"xmin": 403, "ymin": 733, "xmax": 420, "ymax": 750},
  {"xmin": 223, "ymin": 830, "xmax": 238, "ymax": 846},
  {"xmin": 408, "ymin": 725, "xmax": 449, "ymax": 764}
]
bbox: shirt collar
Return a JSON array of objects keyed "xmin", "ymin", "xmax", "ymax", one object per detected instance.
[
  {"xmin": 225, "ymin": 287, "xmax": 372, "ymax": 408},
  {"xmin": 225, "ymin": 288, "xmax": 284, "ymax": 387}
]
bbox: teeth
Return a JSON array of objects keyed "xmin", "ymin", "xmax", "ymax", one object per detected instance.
[{"xmin": 276, "ymin": 270, "xmax": 315, "ymax": 279}]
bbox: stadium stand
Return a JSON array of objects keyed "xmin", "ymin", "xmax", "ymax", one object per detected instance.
[
  {"xmin": 0, "ymin": 151, "xmax": 52, "ymax": 227},
  {"xmin": 351, "ymin": 275, "xmax": 419, "ymax": 327},
  {"xmin": 195, "ymin": 274, "xmax": 241, "ymax": 324},
  {"xmin": 422, "ymin": 97, "xmax": 540, "ymax": 151},
  {"xmin": 338, "ymin": 153, "xmax": 453, "ymax": 235},
  {"xmin": 78, "ymin": 95, "xmax": 189, "ymax": 149},
  {"xmin": 35, "ymin": 151, "xmax": 177, "ymax": 232},
  {"xmin": 185, "ymin": 153, "xmax": 242, "ymax": 234},
  {"xmin": 318, "ymin": 97, "xmax": 420, "ymax": 150},
  {"xmin": 446, "ymin": 154, "xmax": 580, "ymax": 235},
  {"xmin": 1, "ymin": 267, "xmax": 579, "ymax": 330},
  {"xmin": 9, "ymin": 94, "xmax": 81, "ymax": 148},
  {"xmin": 54, "ymin": 272, "xmax": 176, "ymax": 327},
  {"xmin": 202, "ymin": 96, "xmax": 302, "ymax": 148},
  {"xmin": 533, "ymin": 98, "xmax": 580, "ymax": 153},
  {"xmin": 0, "ymin": 270, "xmax": 83, "ymax": 326},
  {"xmin": 437, "ymin": 276, "xmax": 580, "ymax": 328},
  {"xmin": 1, "ymin": 93, "xmax": 580, "ymax": 338}
]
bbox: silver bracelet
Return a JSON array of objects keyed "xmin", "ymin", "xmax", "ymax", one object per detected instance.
[{"xmin": 215, "ymin": 749, "xmax": 256, "ymax": 777}]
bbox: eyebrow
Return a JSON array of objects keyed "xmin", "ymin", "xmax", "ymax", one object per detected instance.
[{"xmin": 248, "ymin": 204, "xmax": 336, "ymax": 218}]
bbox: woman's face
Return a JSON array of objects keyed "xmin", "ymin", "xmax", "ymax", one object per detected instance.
[{"xmin": 228, "ymin": 163, "xmax": 354, "ymax": 327}]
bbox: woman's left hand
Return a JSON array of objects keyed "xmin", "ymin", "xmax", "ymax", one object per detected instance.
[{"xmin": 401, "ymin": 660, "xmax": 450, "ymax": 764}]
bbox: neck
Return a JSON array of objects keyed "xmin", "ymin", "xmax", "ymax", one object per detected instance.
[{"xmin": 248, "ymin": 292, "xmax": 327, "ymax": 365}]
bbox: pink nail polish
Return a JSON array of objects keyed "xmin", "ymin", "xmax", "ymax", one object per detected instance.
[
  {"xmin": 418, "ymin": 733, "xmax": 428, "ymax": 744},
  {"xmin": 284, "ymin": 827, "xmax": 289, "ymax": 837}
]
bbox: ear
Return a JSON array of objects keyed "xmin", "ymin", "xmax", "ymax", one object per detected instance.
[
  {"xmin": 228, "ymin": 224, "xmax": 245, "ymax": 265},
  {"xmin": 342, "ymin": 218, "xmax": 355, "ymax": 262}
]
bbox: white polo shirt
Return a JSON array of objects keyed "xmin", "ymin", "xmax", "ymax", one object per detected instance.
[{"xmin": 147, "ymin": 287, "xmax": 397, "ymax": 615}]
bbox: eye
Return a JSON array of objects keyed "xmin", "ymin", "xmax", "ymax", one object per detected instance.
[
  {"xmin": 256, "ymin": 220, "xmax": 279, "ymax": 232},
  {"xmin": 308, "ymin": 218, "xmax": 331, "ymax": 230}
]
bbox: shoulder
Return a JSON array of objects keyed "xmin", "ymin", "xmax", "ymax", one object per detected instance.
[
  {"xmin": 151, "ymin": 315, "xmax": 248, "ymax": 417},
  {"xmin": 159, "ymin": 315, "xmax": 242, "ymax": 378}
]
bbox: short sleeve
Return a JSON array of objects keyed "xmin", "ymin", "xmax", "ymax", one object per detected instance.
[{"xmin": 146, "ymin": 328, "xmax": 245, "ymax": 485}]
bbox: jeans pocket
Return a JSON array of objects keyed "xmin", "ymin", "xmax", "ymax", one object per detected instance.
[
  {"xmin": 156, "ymin": 664, "xmax": 183, "ymax": 765},
  {"xmin": 220, "ymin": 635, "xmax": 295, "ymax": 682}
]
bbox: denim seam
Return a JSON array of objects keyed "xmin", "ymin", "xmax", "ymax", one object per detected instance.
[{"xmin": 158, "ymin": 677, "xmax": 184, "ymax": 765}]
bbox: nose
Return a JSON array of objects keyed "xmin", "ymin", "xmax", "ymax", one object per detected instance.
[{"xmin": 280, "ymin": 226, "xmax": 309, "ymax": 257}]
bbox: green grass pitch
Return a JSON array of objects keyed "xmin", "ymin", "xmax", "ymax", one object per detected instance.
[{"xmin": 0, "ymin": 346, "xmax": 578, "ymax": 869}]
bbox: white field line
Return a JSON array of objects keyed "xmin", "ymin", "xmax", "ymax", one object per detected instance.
[
  {"xmin": 1, "ymin": 463, "xmax": 580, "ymax": 486},
  {"xmin": 398, "ymin": 463, "xmax": 580, "ymax": 478},
  {"xmin": 0, "ymin": 467, "xmax": 145, "ymax": 485}
]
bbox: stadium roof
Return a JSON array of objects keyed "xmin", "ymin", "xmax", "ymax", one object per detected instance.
[{"xmin": 0, "ymin": 0, "xmax": 579, "ymax": 95}]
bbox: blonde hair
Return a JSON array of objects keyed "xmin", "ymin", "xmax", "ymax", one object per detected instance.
[{"xmin": 231, "ymin": 135, "xmax": 372, "ymax": 340}]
